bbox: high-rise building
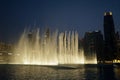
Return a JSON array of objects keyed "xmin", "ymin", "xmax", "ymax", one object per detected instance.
[
  {"xmin": 84, "ymin": 31, "xmax": 103, "ymax": 62},
  {"xmin": 116, "ymin": 32, "xmax": 120, "ymax": 59},
  {"xmin": 103, "ymin": 12, "xmax": 117, "ymax": 60}
]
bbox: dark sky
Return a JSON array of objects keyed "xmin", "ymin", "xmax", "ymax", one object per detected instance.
[{"xmin": 0, "ymin": 0, "xmax": 120, "ymax": 42}]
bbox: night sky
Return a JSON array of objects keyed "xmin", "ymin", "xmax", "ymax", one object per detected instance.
[{"xmin": 0, "ymin": 0, "xmax": 120, "ymax": 42}]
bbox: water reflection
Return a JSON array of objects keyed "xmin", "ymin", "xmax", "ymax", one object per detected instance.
[
  {"xmin": 84, "ymin": 65, "xmax": 98, "ymax": 80},
  {"xmin": 0, "ymin": 64, "xmax": 120, "ymax": 80},
  {"xmin": 114, "ymin": 66, "xmax": 120, "ymax": 80},
  {"xmin": 98, "ymin": 64, "xmax": 117, "ymax": 80}
]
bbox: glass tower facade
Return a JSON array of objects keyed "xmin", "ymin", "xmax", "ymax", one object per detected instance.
[{"xmin": 104, "ymin": 12, "xmax": 116, "ymax": 60}]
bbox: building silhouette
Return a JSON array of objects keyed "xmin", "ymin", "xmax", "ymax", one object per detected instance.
[
  {"xmin": 115, "ymin": 32, "xmax": 120, "ymax": 59},
  {"xmin": 83, "ymin": 31, "xmax": 103, "ymax": 62},
  {"xmin": 103, "ymin": 12, "xmax": 117, "ymax": 60}
]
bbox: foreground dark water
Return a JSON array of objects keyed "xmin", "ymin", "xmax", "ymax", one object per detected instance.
[{"xmin": 0, "ymin": 64, "xmax": 120, "ymax": 80}]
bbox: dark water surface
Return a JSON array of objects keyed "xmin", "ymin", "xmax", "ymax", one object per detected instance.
[{"xmin": 0, "ymin": 64, "xmax": 120, "ymax": 80}]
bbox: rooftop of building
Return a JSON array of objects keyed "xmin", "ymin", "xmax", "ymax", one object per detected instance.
[{"xmin": 104, "ymin": 12, "xmax": 112, "ymax": 16}]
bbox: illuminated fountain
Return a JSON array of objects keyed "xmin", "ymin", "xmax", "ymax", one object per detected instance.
[{"xmin": 13, "ymin": 28, "xmax": 97, "ymax": 65}]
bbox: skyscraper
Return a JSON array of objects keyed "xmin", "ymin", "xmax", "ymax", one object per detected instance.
[
  {"xmin": 84, "ymin": 31, "xmax": 103, "ymax": 62},
  {"xmin": 103, "ymin": 12, "xmax": 116, "ymax": 60}
]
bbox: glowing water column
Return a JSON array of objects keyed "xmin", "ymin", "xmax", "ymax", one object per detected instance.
[
  {"xmin": 58, "ymin": 31, "xmax": 81, "ymax": 64},
  {"xmin": 13, "ymin": 28, "xmax": 97, "ymax": 65}
]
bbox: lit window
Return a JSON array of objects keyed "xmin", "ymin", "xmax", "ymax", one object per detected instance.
[
  {"xmin": 110, "ymin": 12, "xmax": 112, "ymax": 15},
  {"xmin": 104, "ymin": 13, "xmax": 106, "ymax": 16}
]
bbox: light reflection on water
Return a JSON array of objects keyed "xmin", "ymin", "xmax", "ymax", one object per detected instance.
[{"xmin": 0, "ymin": 64, "xmax": 119, "ymax": 80}]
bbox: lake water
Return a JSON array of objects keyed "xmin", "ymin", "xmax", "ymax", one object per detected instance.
[{"xmin": 0, "ymin": 64, "xmax": 120, "ymax": 80}]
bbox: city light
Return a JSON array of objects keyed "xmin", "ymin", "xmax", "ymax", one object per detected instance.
[{"xmin": 113, "ymin": 59, "xmax": 120, "ymax": 63}]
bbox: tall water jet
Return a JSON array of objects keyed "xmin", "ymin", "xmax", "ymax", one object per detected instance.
[{"xmin": 13, "ymin": 28, "xmax": 97, "ymax": 65}]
